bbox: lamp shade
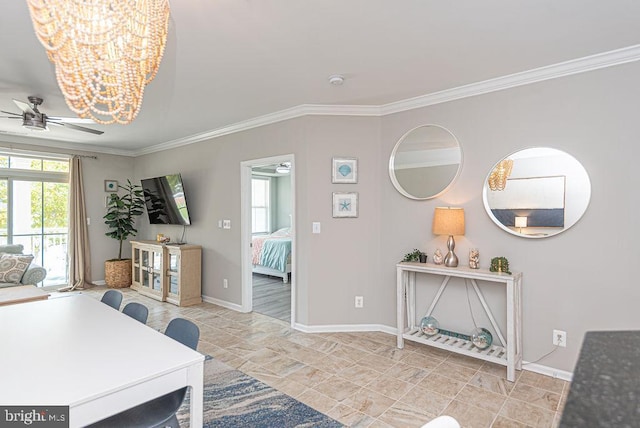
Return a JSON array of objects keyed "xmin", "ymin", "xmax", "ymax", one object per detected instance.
[
  {"xmin": 433, "ymin": 207, "xmax": 465, "ymax": 236},
  {"xmin": 514, "ymin": 216, "xmax": 528, "ymax": 228}
]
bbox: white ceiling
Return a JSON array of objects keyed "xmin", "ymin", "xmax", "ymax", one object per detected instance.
[{"xmin": 1, "ymin": 1, "xmax": 639, "ymax": 155}]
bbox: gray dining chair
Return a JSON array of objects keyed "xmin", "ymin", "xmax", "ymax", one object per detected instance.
[
  {"xmin": 164, "ymin": 318, "xmax": 200, "ymax": 351},
  {"xmin": 86, "ymin": 318, "xmax": 200, "ymax": 428},
  {"xmin": 122, "ymin": 302, "xmax": 149, "ymax": 324},
  {"xmin": 100, "ymin": 290, "xmax": 123, "ymax": 310}
]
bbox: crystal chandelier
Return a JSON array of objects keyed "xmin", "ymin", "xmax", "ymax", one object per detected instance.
[
  {"xmin": 488, "ymin": 159, "xmax": 513, "ymax": 191},
  {"xmin": 26, "ymin": 0, "xmax": 170, "ymax": 125}
]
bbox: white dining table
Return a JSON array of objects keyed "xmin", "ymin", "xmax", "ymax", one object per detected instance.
[{"xmin": 0, "ymin": 294, "xmax": 204, "ymax": 427}]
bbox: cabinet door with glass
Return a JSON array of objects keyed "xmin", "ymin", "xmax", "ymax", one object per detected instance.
[
  {"xmin": 165, "ymin": 245, "xmax": 202, "ymax": 307},
  {"xmin": 166, "ymin": 250, "xmax": 180, "ymax": 300},
  {"xmin": 131, "ymin": 241, "xmax": 166, "ymax": 301}
]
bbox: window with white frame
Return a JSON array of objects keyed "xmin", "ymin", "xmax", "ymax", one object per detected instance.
[
  {"xmin": 0, "ymin": 153, "xmax": 70, "ymax": 287},
  {"xmin": 251, "ymin": 177, "xmax": 270, "ymax": 234}
]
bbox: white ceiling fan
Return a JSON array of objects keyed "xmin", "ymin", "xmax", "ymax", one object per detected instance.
[{"xmin": 0, "ymin": 96, "xmax": 103, "ymax": 135}]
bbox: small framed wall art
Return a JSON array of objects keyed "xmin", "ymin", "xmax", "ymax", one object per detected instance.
[
  {"xmin": 104, "ymin": 180, "xmax": 118, "ymax": 192},
  {"xmin": 332, "ymin": 157, "xmax": 358, "ymax": 183},
  {"xmin": 332, "ymin": 192, "xmax": 358, "ymax": 218}
]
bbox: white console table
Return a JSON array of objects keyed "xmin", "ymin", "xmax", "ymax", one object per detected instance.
[{"xmin": 396, "ymin": 262, "xmax": 523, "ymax": 382}]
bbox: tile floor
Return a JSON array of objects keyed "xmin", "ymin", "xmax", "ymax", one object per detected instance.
[{"xmin": 76, "ymin": 287, "xmax": 569, "ymax": 428}]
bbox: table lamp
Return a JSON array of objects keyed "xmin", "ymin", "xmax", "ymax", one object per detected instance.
[
  {"xmin": 432, "ymin": 207, "xmax": 465, "ymax": 267},
  {"xmin": 514, "ymin": 216, "xmax": 527, "ymax": 233}
]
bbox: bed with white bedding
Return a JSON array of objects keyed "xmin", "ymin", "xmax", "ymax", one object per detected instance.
[{"xmin": 252, "ymin": 228, "xmax": 292, "ymax": 283}]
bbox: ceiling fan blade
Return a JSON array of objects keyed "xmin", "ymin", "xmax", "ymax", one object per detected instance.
[
  {"xmin": 1, "ymin": 110, "xmax": 22, "ymax": 117},
  {"xmin": 47, "ymin": 116, "xmax": 97, "ymax": 124},
  {"xmin": 48, "ymin": 121, "xmax": 104, "ymax": 135},
  {"xmin": 13, "ymin": 99, "xmax": 36, "ymax": 116}
]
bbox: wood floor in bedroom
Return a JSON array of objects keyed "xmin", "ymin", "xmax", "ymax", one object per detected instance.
[{"xmin": 252, "ymin": 273, "xmax": 291, "ymax": 322}]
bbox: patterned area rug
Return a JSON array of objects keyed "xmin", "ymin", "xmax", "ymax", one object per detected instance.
[{"xmin": 178, "ymin": 356, "xmax": 343, "ymax": 427}]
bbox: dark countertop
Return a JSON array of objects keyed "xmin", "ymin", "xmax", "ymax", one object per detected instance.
[{"xmin": 559, "ymin": 330, "xmax": 640, "ymax": 427}]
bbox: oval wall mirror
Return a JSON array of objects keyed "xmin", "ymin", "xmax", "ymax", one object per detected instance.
[
  {"xmin": 389, "ymin": 125, "xmax": 463, "ymax": 200},
  {"xmin": 482, "ymin": 147, "xmax": 591, "ymax": 238}
]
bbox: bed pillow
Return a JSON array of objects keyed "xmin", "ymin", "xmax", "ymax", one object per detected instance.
[
  {"xmin": 0, "ymin": 254, "xmax": 34, "ymax": 284},
  {"xmin": 271, "ymin": 228, "xmax": 291, "ymax": 237}
]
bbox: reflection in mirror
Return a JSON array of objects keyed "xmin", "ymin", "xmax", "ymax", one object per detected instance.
[
  {"xmin": 389, "ymin": 125, "xmax": 462, "ymax": 200},
  {"xmin": 483, "ymin": 147, "xmax": 590, "ymax": 238}
]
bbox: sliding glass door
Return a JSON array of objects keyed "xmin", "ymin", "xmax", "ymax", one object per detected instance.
[{"xmin": 0, "ymin": 154, "xmax": 70, "ymax": 287}]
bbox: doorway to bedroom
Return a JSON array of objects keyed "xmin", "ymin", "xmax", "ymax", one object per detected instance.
[{"xmin": 240, "ymin": 155, "xmax": 295, "ymax": 326}]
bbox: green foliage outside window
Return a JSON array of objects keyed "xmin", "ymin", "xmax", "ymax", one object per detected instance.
[{"xmin": 0, "ymin": 154, "xmax": 70, "ymax": 281}]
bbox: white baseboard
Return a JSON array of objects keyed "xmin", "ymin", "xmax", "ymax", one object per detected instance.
[
  {"xmin": 521, "ymin": 362, "xmax": 573, "ymax": 382},
  {"xmin": 201, "ymin": 294, "xmax": 246, "ymax": 312},
  {"xmin": 293, "ymin": 322, "xmax": 397, "ymax": 335},
  {"xmin": 92, "ymin": 280, "xmax": 106, "ymax": 286}
]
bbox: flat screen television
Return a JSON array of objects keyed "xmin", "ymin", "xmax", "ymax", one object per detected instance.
[{"xmin": 141, "ymin": 173, "xmax": 192, "ymax": 225}]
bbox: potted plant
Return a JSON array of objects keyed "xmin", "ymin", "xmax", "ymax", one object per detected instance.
[
  {"xmin": 103, "ymin": 179, "xmax": 145, "ymax": 288},
  {"xmin": 402, "ymin": 248, "xmax": 427, "ymax": 263}
]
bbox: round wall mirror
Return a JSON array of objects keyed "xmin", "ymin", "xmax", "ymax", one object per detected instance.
[
  {"xmin": 482, "ymin": 147, "xmax": 591, "ymax": 238},
  {"xmin": 389, "ymin": 125, "xmax": 463, "ymax": 200}
]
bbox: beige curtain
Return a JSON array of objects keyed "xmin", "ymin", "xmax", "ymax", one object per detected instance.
[{"xmin": 60, "ymin": 156, "xmax": 92, "ymax": 291}]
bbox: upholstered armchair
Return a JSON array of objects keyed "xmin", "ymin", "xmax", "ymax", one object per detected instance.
[{"xmin": 0, "ymin": 244, "xmax": 47, "ymax": 288}]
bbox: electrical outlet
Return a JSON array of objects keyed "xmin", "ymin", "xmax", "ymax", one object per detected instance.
[
  {"xmin": 355, "ymin": 296, "xmax": 364, "ymax": 308},
  {"xmin": 553, "ymin": 329, "xmax": 567, "ymax": 347},
  {"xmin": 223, "ymin": 278, "xmax": 228, "ymax": 289}
]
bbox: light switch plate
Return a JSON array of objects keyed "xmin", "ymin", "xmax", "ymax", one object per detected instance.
[{"xmin": 312, "ymin": 222, "xmax": 321, "ymax": 234}]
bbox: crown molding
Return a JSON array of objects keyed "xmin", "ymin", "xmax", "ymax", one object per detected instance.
[
  {"xmin": 134, "ymin": 104, "xmax": 381, "ymax": 156},
  {"xmin": 135, "ymin": 44, "xmax": 640, "ymax": 156},
  {"xmin": 380, "ymin": 44, "xmax": 640, "ymax": 115}
]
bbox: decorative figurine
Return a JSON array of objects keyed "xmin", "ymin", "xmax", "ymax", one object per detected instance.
[
  {"xmin": 490, "ymin": 256, "xmax": 511, "ymax": 274},
  {"xmin": 420, "ymin": 316, "xmax": 440, "ymax": 336},
  {"xmin": 433, "ymin": 249, "xmax": 444, "ymax": 265},
  {"xmin": 471, "ymin": 327, "xmax": 493, "ymax": 350},
  {"xmin": 469, "ymin": 248, "xmax": 479, "ymax": 269}
]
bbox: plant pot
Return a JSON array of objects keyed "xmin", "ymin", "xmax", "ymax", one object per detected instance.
[{"xmin": 105, "ymin": 259, "xmax": 132, "ymax": 288}]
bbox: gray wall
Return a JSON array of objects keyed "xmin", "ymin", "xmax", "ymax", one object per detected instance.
[
  {"xmin": 134, "ymin": 61, "xmax": 638, "ymax": 373},
  {"xmin": 134, "ymin": 116, "xmax": 381, "ymax": 326},
  {"xmin": 274, "ymin": 175, "xmax": 292, "ymax": 231},
  {"xmin": 379, "ymin": 61, "xmax": 640, "ymax": 372},
  {"xmin": 9, "ymin": 59, "xmax": 638, "ymax": 374}
]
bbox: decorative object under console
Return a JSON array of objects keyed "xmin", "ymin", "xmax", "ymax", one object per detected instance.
[
  {"xmin": 396, "ymin": 262, "xmax": 523, "ymax": 382},
  {"xmin": 131, "ymin": 241, "xmax": 202, "ymax": 306}
]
